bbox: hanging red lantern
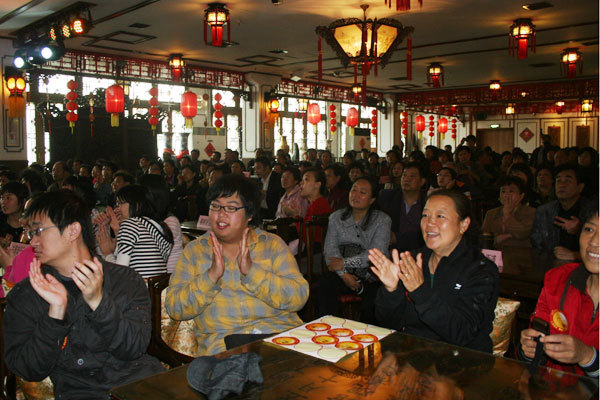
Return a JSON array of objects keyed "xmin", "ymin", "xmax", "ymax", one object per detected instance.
[
  {"xmin": 213, "ymin": 93, "xmax": 223, "ymax": 133},
  {"xmin": 65, "ymin": 80, "xmax": 78, "ymax": 133},
  {"xmin": 438, "ymin": 117, "xmax": 448, "ymax": 140},
  {"xmin": 307, "ymin": 103, "xmax": 321, "ymax": 134},
  {"xmin": 451, "ymin": 118, "xmax": 457, "ymax": 139},
  {"xmin": 427, "ymin": 63, "xmax": 444, "ymax": 88},
  {"xmin": 560, "ymin": 48, "xmax": 583, "ymax": 79},
  {"xmin": 415, "ymin": 115, "xmax": 425, "ymax": 133},
  {"xmin": 168, "ymin": 54, "xmax": 185, "ymax": 81},
  {"xmin": 181, "ymin": 90, "xmax": 198, "ymax": 129},
  {"xmin": 371, "ymin": 109, "xmax": 377, "ymax": 135},
  {"xmin": 555, "ymin": 101, "xmax": 565, "ymax": 114},
  {"xmin": 5, "ymin": 74, "xmax": 26, "ymax": 119},
  {"xmin": 105, "ymin": 84, "xmax": 125, "ymax": 127},
  {"xmin": 346, "ymin": 107, "xmax": 358, "ymax": 135},
  {"xmin": 329, "ymin": 104, "xmax": 337, "ymax": 135},
  {"xmin": 204, "ymin": 3, "xmax": 230, "ymax": 47},
  {"xmin": 509, "ymin": 18, "xmax": 536, "ymax": 59},
  {"xmin": 148, "ymin": 87, "xmax": 159, "ymax": 133}
]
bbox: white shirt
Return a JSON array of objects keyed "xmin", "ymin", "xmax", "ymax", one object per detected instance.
[{"xmin": 260, "ymin": 170, "xmax": 272, "ymax": 209}]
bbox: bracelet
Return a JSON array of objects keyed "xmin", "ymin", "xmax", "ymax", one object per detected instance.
[{"xmin": 335, "ymin": 268, "xmax": 346, "ymax": 277}]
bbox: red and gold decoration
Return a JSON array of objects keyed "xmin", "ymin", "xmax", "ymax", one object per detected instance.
[
  {"xmin": 268, "ymin": 97, "xmax": 280, "ymax": 113},
  {"xmin": 519, "ymin": 127, "xmax": 534, "ymax": 142},
  {"xmin": 148, "ymin": 87, "xmax": 159, "ymax": 133},
  {"xmin": 4, "ymin": 72, "xmax": 26, "ymax": 118},
  {"xmin": 489, "ymin": 80, "xmax": 501, "ymax": 91},
  {"xmin": 451, "ymin": 118, "xmax": 457, "ymax": 139},
  {"xmin": 438, "ymin": 117, "xmax": 448, "ymax": 139},
  {"xmin": 505, "ymin": 103, "xmax": 516, "ymax": 115},
  {"xmin": 105, "ymin": 84, "xmax": 125, "ymax": 127},
  {"xmin": 316, "ymin": 5, "xmax": 413, "ymax": 103},
  {"xmin": 65, "ymin": 79, "xmax": 78, "ymax": 133},
  {"xmin": 307, "ymin": 102, "xmax": 321, "ymax": 134},
  {"xmin": 428, "ymin": 115, "xmax": 434, "ymax": 139},
  {"xmin": 168, "ymin": 54, "xmax": 185, "ymax": 81},
  {"xmin": 415, "ymin": 114, "xmax": 425, "ymax": 139},
  {"xmin": 329, "ymin": 104, "xmax": 337, "ymax": 134},
  {"xmin": 204, "ymin": 3, "xmax": 230, "ymax": 47},
  {"xmin": 298, "ymin": 98, "xmax": 309, "ymax": 113},
  {"xmin": 370, "ymin": 109, "xmax": 377, "ymax": 136},
  {"xmin": 581, "ymin": 99, "xmax": 593, "ymax": 113},
  {"xmin": 213, "ymin": 92, "xmax": 223, "ymax": 133},
  {"xmin": 181, "ymin": 90, "xmax": 198, "ymax": 129},
  {"xmin": 509, "ymin": 18, "xmax": 536, "ymax": 59},
  {"xmin": 384, "ymin": 0, "xmax": 422, "ymax": 11},
  {"xmin": 346, "ymin": 106, "xmax": 358, "ymax": 135},
  {"xmin": 427, "ymin": 63, "xmax": 444, "ymax": 88},
  {"xmin": 555, "ymin": 101, "xmax": 565, "ymax": 114},
  {"xmin": 560, "ymin": 48, "xmax": 583, "ymax": 79},
  {"xmin": 400, "ymin": 111, "xmax": 408, "ymax": 137}
]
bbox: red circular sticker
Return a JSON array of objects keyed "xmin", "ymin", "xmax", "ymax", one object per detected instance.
[
  {"xmin": 328, "ymin": 328, "xmax": 354, "ymax": 337},
  {"xmin": 335, "ymin": 341, "xmax": 363, "ymax": 350},
  {"xmin": 272, "ymin": 336, "xmax": 300, "ymax": 346},
  {"xmin": 306, "ymin": 323, "xmax": 331, "ymax": 331},
  {"xmin": 351, "ymin": 334, "xmax": 378, "ymax": 343},
  {"xmin": 312, "ymin": 335, "xmax": 339, "ymax": 345}
]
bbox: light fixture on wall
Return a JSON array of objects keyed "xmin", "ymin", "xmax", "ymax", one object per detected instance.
[
  {"xmin": 489, "ymin": 80, "xmax": 501, "ymax": 90},
  {"xmin": 555, "ymin": 100, "xmax": 565, "ymax": 114},
  {"xmin": 505, "ymin": 103, "xmax": 515, "ymax": 115},
  {"xmin": 581, "ymin": 99, "xmax": 593, "ymax": 113}
]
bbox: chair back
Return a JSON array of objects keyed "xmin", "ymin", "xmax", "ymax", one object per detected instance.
[
  {"xmin": 490, "ymin": 297, "xmax": 521, "ymax": 357},
  {"xmin": 0, "ymin": 298, "xmax": 16, "ymax": 400},
  {"xmin": 146, "ymin": 274, "xmax": 194, "ymax": 367},
  {"xmin": 304, "ymin": 214, "xmax": 331, "ymax": 285},
  {"xmin": 262, "ymin": 217, "xmax": 300, "ymax": 244}
]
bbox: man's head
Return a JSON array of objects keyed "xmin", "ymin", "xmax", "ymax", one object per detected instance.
[
  {"xmin": 71, "ymin": 159, "xmax": 82, "ymax": 176},
  {"xmin": 401, "ymin": 163, "xmax": 427, "ymax": 194},
  {"xmin": 554, "ymin": 165, "xmax": 584, "ymax": 202},
  {"xmin": 306, "ymin": 149, "xmax": 317, "ymax": 162},
  {"xmin": 52, "ymin": 161, "xmax": 70, "ymax": 183},
  {"xmin": 324, "ymin": 165, "xmax": 343, "ymax": 190},
  {"xmin": 224, "ymin": 149, "xmax": 233, "ymax": 162},
  {"xmin": 254, "ymin": 157, "xmax": 272, "ymax": 179},
  {"xmin": 102, "ymin": 162, "xmax": 116, "ymax": 182},
  {"xmin": 465, "ymin": 135, "xmax": 477, "ymax": 149},
  {"xmin": 231, "ymin": 160, "xmax": 245, "ymax": 175},
  {"xmin": 456, "ymin": 146, "xmax": 471, "ymax": 164},
  {"xmin": 111, "ymin": 170, "xmax": 134, "ymax": 193},
  {"xmin": 181, "ymin": 165, "xmax": 198, "ymax": 184},
  {"xmin": 25, "ymin": 190, "xmax": 96, "ymax": 267},
  {"xmin": 361, "ymin": 148, "xmax": 369, "ymax": 160},
  {"xmin": 211, "ymin": 151, "xmax": 222, "ymax": 162},
  {"xmin": 191, "ymin": 149, "xmax": 200, "ymax": 161},
  {"xmin": 209, "ymin": 166, "xmax": 227, "ymax": 187},
  {"xmin": 321, "ymin": 150, "xmax": 332, "ymax": 166},
  {"xmin": 139, "ymin": 155, "xmax": 150, "ymax": 170},
  {"xmin": 554, "ymin": 149, "xmax": 569, "ymax": 167}
]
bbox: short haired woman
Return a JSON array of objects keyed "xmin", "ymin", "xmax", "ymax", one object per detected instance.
[
  {"xmin": 482, "ymin": 176, "xmax": 536, "ymax": 248},
  {"xmin": 316, "ymin": 177, "xmax": 391, "ymax": 323},
  {"xmin": 384, "ymin": 161, "xmax": 404, "ymax": 190},
  {"xmin": 299, "ymin": 168, "xmax": 332, "ymax": 243},
  {"xmin": 369, "ymin": 190, "xmax": 498, "ymax": 353},
  {"xmin": 276, "ymin": 167, "xmax": 308, "ymax": 219}
]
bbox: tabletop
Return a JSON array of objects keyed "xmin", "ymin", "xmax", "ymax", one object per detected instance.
[
  {"xmin": 110, "ymin": 331, "xmax": 597, "ymax": 400},
  {"xmin": 180, "ymin": 220, "xmax": 206, "ymax": 237}
]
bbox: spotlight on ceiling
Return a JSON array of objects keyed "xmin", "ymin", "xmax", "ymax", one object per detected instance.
[
  {"xmin": 40, "ymin": 42, "xmax": 66, "ymax": 61},
  {"xmin": 13, "ymin": 49, "xmax": 33, "ymax": 69}
]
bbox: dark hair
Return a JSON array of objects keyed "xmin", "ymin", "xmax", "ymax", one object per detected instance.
[
  {"xmin": 321, "ymin": 150, "xmax": 332, "ymax": 158},
  {"xmin": 79, "ymin": 163, "xmax": 91, "ymax": 175},
  {"xmin": 425, "ymin": 145, "xmax": 439, "ymax": 159},
  {"xmin": 348, "ymin": 161, "xmax": 365, "ymax": 173},
  {"xmin": 465, "ymin": 135, "xmax": 477, "ymax": 143},
  {"xmin": 325, "ymin": 164, "xmax": 351, "ymax": 191},
  {"xmin": 116, "ymin": 185, "xmax": 157, "ymax": 220},
  {"xmin": 113, "ymin": 170, "xmax": 135, "ymax": 185},
  {"xmin": 0, "ymin": 170, "xmax": 17, "ymax": 182},
  {"xmin": 456, "ymin": 145, "xmax": 471, "ymax": 155},
  {"xmin": 148, "ymin": 161, "xmax": 163, "ymax": 175},
  {"xmin": 303, "ymin": 167, "xmax": 327, "ymax": 196},
  {"xmin": 212, "ymin": 151, "xmax": 221, "ymax": 159},
  {"xmin": 231, "ymin": 160, "xmax": 246, "ymax": 172},
  {"xmin": 53, "ymin": 161, "xmax": 71, "ymax": 175},
  {"xmin": 20, "ymin": 169, "xmax": 47, "ymax": 196},
  {"xmin": 554, "ymin": 163, "xmax": 584, "ymax": 184},
  {"xmin": 191, "ymin": 149, "xmax": 200, "ymax": 156},
  {"xmin": 299, "ymin": 161, "xmax": 312, "ymax": 169},
  {"xmin": 498, "ymin": 175, "xmax": 527, "ymax": 195},
  {"xmin": 536, "ymin": 164, "xmax": 554, "ymax": 179},
  {"xmin": 138, "ymin": 174, "xmax": 171, "ymax": 220},
  {"xmin": 403, "ymin": 162, "xmax": 426, "ymax": 179},
  {"xmin": 25, "ymin": 190, "xmax": 96, "ymax": 252},
  {"xmin": 426, "ymin": 189, "xmax": 480, "ymax": 248},
  {"xmin": 282, "ymin": 167, "xmax": 301, "ymax": 183},
  {"xmin": 140, "ymin": 154, "xmax": 151, "ymax": 161},
  {"xmin": 578, "ymin": 147, "xmax": 599, "ymax": 166},
  {"xmin": 438, "ymin": 167, "xmax": 457, "ymax": 180},
  {"xmin": 212, "ymin": 164, "xmax": 231, "ymax": 175},
  {"xmin": 343, "ymin": 151, "xmax": 355, "ymax": 161},
  {"xmin": 63, "ymin": 176, "xmax": 96, "ymax": 209},
  {"xmin": 164, "ymin": 159, "xmax": 177, "ymax": 171},
  {"xmin": 254, "ymin": 156, "xmax": 271, "ymax": 169},
  {"xmin": 0, "ymin": 181, "xmax": 29, "ymax": 210},
  {"xmin": 508, "ymin": 162, "xmax": 534, "ymax": 188},
  {"xmin": 582, "ymin": 203, "xmax": 599, "ymax": 225},
  {"xmin": 341, "ymin": 176, "xmax": 379, "ymax": 230},
  {"xmin": 102, "ymin": 161, "xmax": 117, "ymax": 174},
  {"xmin": 206, "ymin": 174, "xmax": 261, "ymax": 226}
]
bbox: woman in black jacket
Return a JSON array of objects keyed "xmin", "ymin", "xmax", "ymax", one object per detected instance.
[{"xmin": 369, "ymin": 189, "xmax": 498, "ymax": 353}]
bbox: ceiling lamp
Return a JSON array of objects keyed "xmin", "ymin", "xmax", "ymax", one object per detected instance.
[
  {"xmin": 505, "ymin": 103, "xmax": 515, "ymax": 115},
  {"xmin": 70, "ymin": 17, "xmax": 90, "ymax": 35},
  {"xmin": 581, "ymin": 99, "xmax": 593, "ymax": 113},
  {"xmin": 384, "ymin": 0, "xmax": 423, "ymax": 11},
  {"xmin": 168, "ymin": 54, "xmax": 185, "ymax": 81},
  {"xmin": 4, "ymin": 70, "xmax": 26, "ymax": 118},
  {"xmin": 351, "ymin": 83, "xmax": 362, "ymax": 100},
  {"xmin": 555, "ymin": 101, "xmax": 565, "ymax": 114},
  {"xmin": 560, "ymin": 48, "xmax": 583, "ymax": 79},
  {"xmin": 204, "ymin": 3, "xmax": 230, "ymax": 47},
  {"xmin": 298, "ymin": 98, "xmax": 308, "ymax": 113},
  {"xmin": 427, "ymin": 63, "xmax": 444, "ymax": 88},
  {"xmin": 13, "ymin": 49, "xmax": 33, "ymax": 69},
  {"xmin": 509, "ymin": 18, "xmax": 535, "ymax": 59},
  {"xmin": 489, "ymin": 80, "xmax": 501, "ymax": 91},
  {"xmin": 316, "ymin": 4, "xmax": 413, "ymax": 103}
]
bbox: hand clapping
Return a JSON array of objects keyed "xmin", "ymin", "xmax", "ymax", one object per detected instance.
[
  {"xmin": 72, "ymin": 257, "xmax": 104, "ymax": 311},
  {"xmin": 369, "ymin": 249, "xmax": 424, "ymax": 293},
  {"xmin": 208, "ymin": 232, "xmax": 225, "ymax": 283},
  {"xmin": 29, "ymin": 258, "xmax": 68, "ymax": 320},
  {"xmin": 237, "ymin": 228, "xmax": 252, "ymax": 275}
]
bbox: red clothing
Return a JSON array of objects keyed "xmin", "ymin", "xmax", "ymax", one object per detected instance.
[
  {"xmin": 532, "ymin": 262, "xmax": 599, "ymax": 376},
  {"xmin": 327, "ymin": 187, "xmax": 348, "ymax": 211},
  {"xmin": 298, "ymin": 196, "xmax": 332, "ymax": 243}
]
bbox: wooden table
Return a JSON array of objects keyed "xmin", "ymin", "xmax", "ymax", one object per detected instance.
[
  {"xmin": 498, "ymin": 245, "xmax": 562, "ymax": 301},
  {"xmin": 111, "ymin": 332, "xmax": 597, "ymax": 400},
  {"xmin": 180, "ymin": 220, "xmax": 206, "ymax": 238}
]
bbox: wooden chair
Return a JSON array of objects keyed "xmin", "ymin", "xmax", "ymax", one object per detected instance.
[
  {"xmin": 0, "ymin": 298, "xmax": 17, "ymax": 400},
  {"xmin": 146, "ymin": 274, "xmax": 194, "ymax": 368},
  {"xmin": 303, "ymin": 214, "xmax": 331, "ymax": 286},
  {"xmin": 262, "ymin": 217, "xmax": 302, "ymax": 265}
]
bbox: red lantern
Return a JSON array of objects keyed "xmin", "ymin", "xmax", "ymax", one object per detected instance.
[
  {"xmin": 401, "ymin": 111, "xmax": 408, "ymax": 136},
  {"xmin": 268, "ymin": 98, "xmax": 280, "ymax": 113},
  {"xmin": 329, "ymin": 104, "xmax": 337, "ymax": 135},
  {"xmin": 415, "ymin": 115, "xmax": 425, "ymax": 132},
  {"xmin": 181, "ymin": 90, "xmax": 198, "ymax": 129},
  {"xmin": 555, "ymin": 101, "xmax": 565, "ymax": 114},
  {"xmin": 148, "ymin": 87, "xmax": 159, "ymax": 133},
  {"xmin": 509, "ymin": 18, "xmax": 536, "ymax": 60},
  {"xmin": 65, "ymin": 80, "xmax": 78, "ymax": 133},
  {"xmin": 427, "ymin": 63, "xmax": 444, "ymax": 88},
  {"xmin": 307, "ymin": 103, "xmax": 321, "ymax": 134},
  {"xmin": 213, "ymin": 93, "xmax": 223, "ymax": 133},
  {"xmin": 438, "ymin": 117, "xmax": 448, "ymax": 133},
  {"xmin": 106, "ymin": 84, "xmax": 125, "ymax": 127},
  {"xmin": 346, "ymin": 107, "xmax": 358, "ymax": 135},
  {"xmin": 560, "ymin": 48, "xmax": 583, "ymax": 79},
  {"xmin": 204, "ymin": 3, "xmax": 230, "ymax": 47}
]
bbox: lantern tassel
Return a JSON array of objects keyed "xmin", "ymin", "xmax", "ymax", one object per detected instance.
[
  {"xmin": 204, "ymin": 21, "xmax": 207, "ymax": 45},
  {"xmin": 111, "ymin": 114, "xmax": 119, "ymax": 127},
  {"xmin": 350, "ymin": 127, "xmax": 354, "ymax": 136},
  {"xmin": 185, "ymin": 118, "xmax": 193, "ymax": 129},
  {"xmin": 407, "ymin": 35, "xmax": 412, "ymax": 81},
  {"xmin": 517, "ymin": 38, "xmax": 528, "ymax": 59},
  {"xmin": 318, "ymin": 36, "xmax": 322, "ymax": 83}
]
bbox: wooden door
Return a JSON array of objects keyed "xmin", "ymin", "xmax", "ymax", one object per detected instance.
[
  {"xmin": 575, "ymin": 125, "xmax": 590, "ymax": 148},
  {"xmin": 476, "ymin": 128, "xmax": 514, "ymax": 153},
  {"xmin": 547, "ymin": 126, "xmax": 561, "ymax": 147}
]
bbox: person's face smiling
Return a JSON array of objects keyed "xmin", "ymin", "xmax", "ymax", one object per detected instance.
[
  {"xmin": 209, "ymin": 193, "xmax": 250, "ymax": 244},
  {"xmin": 580, "ymin": 213, "xmax": 599, "ymax": 274}
]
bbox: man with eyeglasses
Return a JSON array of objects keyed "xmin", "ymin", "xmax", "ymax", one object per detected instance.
[
  {"xmin": 166, "ymin": 174, "xmax": 308, "ymax": 355},
  {"xmin": 3, "ymin": 190, "xmax": 163, "ymax": 399}
]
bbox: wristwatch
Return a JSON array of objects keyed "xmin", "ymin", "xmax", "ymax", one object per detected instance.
[{"xmin": 335, "ymin": 268, "xmax": 347, "ymax": 277}]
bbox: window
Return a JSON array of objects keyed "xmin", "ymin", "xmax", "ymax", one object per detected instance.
[
  {"xmin": 26, "ymin": 103, "xmax": 50, "ymax": 165},
  {"xmin": 129, "ymin": 81, "xmax": 153, "ymax": 101},
  {"xmin": 38, "ymin": 75, "xmax": 75, "ymax": 95},
  {"xmin": 158, "ymin": 84, "xmax": 185, "ymax": 103},
  {"xmin": 82, "ymin": 77, "xmax": 116, "ymax": 96},
  {"xmin": 226, "ymin": 114, "xmax": 240, "ymax": 151}
]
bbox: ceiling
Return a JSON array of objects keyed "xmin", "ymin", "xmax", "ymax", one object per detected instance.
[{"xmin": 0, "ymin": 0, "xmax": 598, "ymax": 94}]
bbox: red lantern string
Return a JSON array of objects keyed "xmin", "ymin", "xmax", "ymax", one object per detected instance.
[
  {"xmin": 371, "ymin": 109, "xmax": 377, "ymax": 136},
  {"xmin": 148, "ymin": 87, "xmax": 159, "ymax": 135},
  {"xmin": 65, "ymin": 80, "xmax": 78, "ymax": 134},
  {"xmin": 406, "ymin": 35, "xmax": 412, "ymax": 81},
  {"xmin": 214, "ymin": 93, "xmax": 223, "ymax": 134},
  {"xmin": 451, "ymin": 118, "xmax": 457, "ymax": 139},
  {"xmin": 401, "ymin": 111, "xmax": 408, "ymax": 136},
  {"xmin": 329, "ymin": 104, "xmax": 337, "ymax": 135}
]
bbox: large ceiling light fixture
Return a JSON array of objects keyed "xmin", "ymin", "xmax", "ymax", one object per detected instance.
[
  {"xmin": 560, "ymin": 48, "xmax": 583, "ymax": 79},
  {"xmin": 509, "ymin": 18, "xmax": 535, "ymax": 59},
  {"xmin": 316, "ymin": 5, "xmax": 413, "ymax": 103},
  {"xmin": 204, "ymin": 3, "xmax": 231, "ymax": 47},
  {"xmin": 427, "ymin": 63, "xmax": 444, "ymax": 88},
  {"xmin": 384, "ymin": 0, "xmax": 423, "ymax": 11}
]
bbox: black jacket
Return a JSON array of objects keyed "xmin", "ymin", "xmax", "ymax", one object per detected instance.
[
  {"xmin": 375, "ymin": 238, "xmax": 499, "ymax": 353},
  {"xmin": 3, "ymin": 259, "xmax": 163, "ymax": 399},
  {"xmin": 262, "ymin": 171, "xmax": 284, "ymax": 219}
]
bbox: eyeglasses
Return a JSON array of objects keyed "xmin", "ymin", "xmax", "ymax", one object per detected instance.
[
  {"xmin": 208, "ymin": 203, "xmax": 245, "ymax": 213},
  {"xmin": 26, "ymin": 225, "xmax": 58, "ymax": 240}
]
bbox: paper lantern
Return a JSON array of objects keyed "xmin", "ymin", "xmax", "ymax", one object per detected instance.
[
  {"xmin": 204, "ymin": 3, "xmax": 230, "ymax": 47},
  {"xmin": 213, "ymin": 93, "xmax": 223, "ymax": 133},
  {"xmin": 509, "ymin": 18, "xmax": 536, "ymax": 59},
  {"xmin": 169, "ymin": 54, "xmax": 185, "ymax": 81},
  {"xmin": 105, "ymin": 84, "xmax": 125, "ymax": 127},
  {"xmin": 427, "ymin": 63, "xmax": 444, "ymax": 88},
  {"xmin": 346, "ymin": 107, "xmax": 358, "ymax": 135},
  {"xmin": 307, "ymin": 103, "xmax": 321, "ymax": 134},
  {"xmin": 148, "ymin": 87, "xmax": 159, "ymax": 133},
  {"xmin": 65, "ymin": 80, "xmax": 78, "ymax": 133},
  {"xmin": 329, "ymin": 104, "xmax": 337, "ymax": 135},
  {"xmin": 181, "ymin": 90, "xmax": 198, "ymax": 129}
]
